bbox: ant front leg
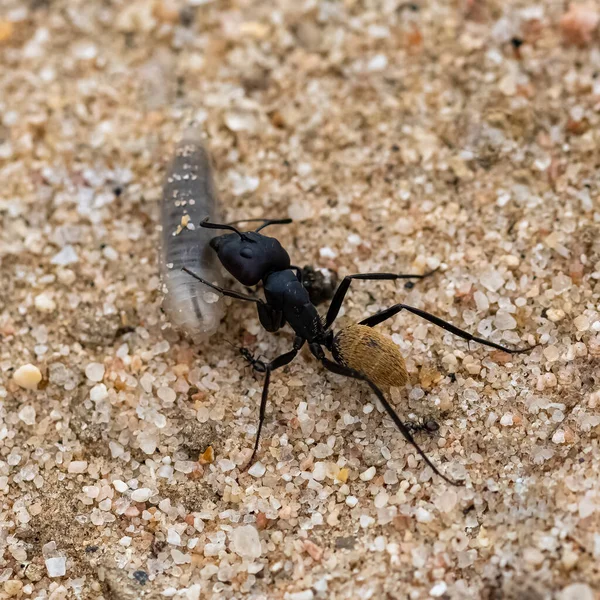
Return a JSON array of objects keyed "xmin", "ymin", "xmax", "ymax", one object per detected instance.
[
  {"xmin": 243, "ymin": 336, "xmax": 305, "ymax": 469},
  {"xmin": 324, "ymin": 269, "xmax": 438, "ymax": 329}
]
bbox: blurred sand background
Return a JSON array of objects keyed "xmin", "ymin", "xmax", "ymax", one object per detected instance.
[{"xmin": 1, "ymin": 1, "xmax": 600, "ymax": 598}]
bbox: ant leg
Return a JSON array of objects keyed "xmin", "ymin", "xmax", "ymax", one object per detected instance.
[
  {"xmin": 313, "ymin": 350, "xmax": 462, "ymax": 486},
  {"xmin": 289, "ymin": 265, "xmax": 303, "ymax": 283},
  {"xmin": 182, "ymin": 267, "xmax": 265, "ymax": 305},
  {"xmin": 244, "ymin": 337, "xmax": 305, "ymax": 469},
  {"xmin": 359, "ymin": 303, "xmax": 535, "ymax": 354},
  {"xmin": 324, "ymin": 270, "xmax": 437, "ymax": 329}
]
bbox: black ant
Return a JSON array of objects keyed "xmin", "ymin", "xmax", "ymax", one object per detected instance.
[
  {"xmin": 182, "ymin": 217, "xmax": 535, "ymax": 486},
  {"xmin": 406, "ymin": 416, "xmax": 441, "ymax": 435}
]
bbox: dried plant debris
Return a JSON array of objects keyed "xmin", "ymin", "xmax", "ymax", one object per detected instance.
[{"xmin": 1, "ymin": 0, "xmax": 599, "ymax": 598}]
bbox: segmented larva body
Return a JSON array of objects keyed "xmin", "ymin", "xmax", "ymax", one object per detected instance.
[
  {"xmin": 332, "ymin": 324, "xmax": 408, "ymax": 389},
  {"xmin": 160, "ymin": 130, "xmax": 225, "ymax": 336}
]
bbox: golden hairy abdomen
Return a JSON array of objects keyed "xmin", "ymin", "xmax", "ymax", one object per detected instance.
[{"xmin": 332, "ymin": 324, "xmax": 408, "ymax": 388}]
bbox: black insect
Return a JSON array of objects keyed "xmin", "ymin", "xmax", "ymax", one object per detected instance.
[
  {"xmin": 406, "ymin": 417, "xmax": 441, "ymax": 435},
  {"xmin": 183, "ymin": 217, "xmax": 535, "ymax": 486}
]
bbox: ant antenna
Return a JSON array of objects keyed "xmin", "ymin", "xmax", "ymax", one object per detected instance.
[
  {"xmin": 199, "ymin": 218, "xmax": 251, "ymax": 241},
  {"xmin": 255, "ymin": 218, "xmax": 292, "ymax": 232},
  {"xmin": 223, "ymin": 217, "xmax": 293, "ymax": 232}
]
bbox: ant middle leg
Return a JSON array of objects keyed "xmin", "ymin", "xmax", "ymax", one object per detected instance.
[
  {"xmin": 324, "ymin": 269, "xmax": 437, "ymax": 329},
  {"xmin": 359, "ymin": 303, "xmax": 535, "ymax": 354},
  {"xmin": 244, "ymin": 336, "xmax": 305, "ymax": 469}
]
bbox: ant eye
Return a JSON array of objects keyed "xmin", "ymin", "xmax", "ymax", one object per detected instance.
[{"xmin": 240, "ymin": 248, "xmax": 253, "ymax": 259}]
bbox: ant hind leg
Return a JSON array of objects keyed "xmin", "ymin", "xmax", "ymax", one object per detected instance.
[
  {"xmin": 314, "ymin": 350, "xmax": 462, "ymax": 486},
  {"xmin": 359, "ymin": 303, "xmax": 535, "ymax": 354}
]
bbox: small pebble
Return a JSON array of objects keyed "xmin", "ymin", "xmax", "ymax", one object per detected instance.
[
  {"xmin": 547, "ymin": 308, "xmax": 565, "ymax": 322},
  {"xmin": 312, "ymin": 462, "xmax": 327, "ymax": 481},
  {"xmin": 430, "ymin": 582, "xmax": 448, "ymax": 597},
  {"xmin": 24, "ymin": 564, "xmax": 43, "ymax": 582},
  {"xmin": 248, "ymin": 462, "xmax": 266, "ymax": 478},
  {"xmin": 51, "ymin": 245, "xmax": 78, "ymax": 265},
  {"xmin": 415, "ymin": 508, "xmax": 433, "ymax": 523},
  {"xmin": 523, "ymin": 547, "xmax": 544, "ymax": 566},
  {"xmin": 346, "ymin": 496, "xmax": 359, "ymax": 508},
  {"xmin": 131, "ymin": 488, "xmax": 152, "ymax": 502},
  {"xmin": 85, "ymin": 363, "xmax": 105, "ymax": 382},
  {"xmin": 288, "ymin": 201, "xmax": 314, "ymax": 221},
  {"xmin": 303, "ymin": 539, "xmax": 323, "ymax": 561},
  {"xmin": 285, "ymin": 591, "xmax": 314, "ymax": 600},
  {"xmin": 34, "ymin": 292, "xmax": 56, "ymax": 312},
  {"xmin": 167, "ymin": 528, "xmax": 181, "ymax": 546},
  {"xmin": 480, "ymin": 269, "xmax": 504, "ymax": 292},
  {"xmin": 574, "ymin": 315, "xmax": 590, "ymax": 332},
  {"xmin": 560, "ymin": 583, "xmax": 595, "ymax": 600},
  {"xmin": 90, "ymin": 383, "xmax": 108, "ymax": 402},
  {"xmin": 13, "ymin": 364, "xmax": 42, "ymax": 390},
  {"xmin": 0, "ymin": 20, "xmax": 14, "ymax": 43},
  {"xmin": 560, "ymin": 2, "xmax": 599, "ymax": 45},
  {"xmin": 359, "ymin": 466, "xmax": 376, "ymax": 481},
  {"xmin": 157, "ymin": 386, "xmax": 176, "ymax": 402},
  {"xmin": 579, "ymin": 496, "xmax": 596, "ymax": 519},
  {"xmin": 3, "ymin": 580, "xmax": 23, "ymax": 596},
  {"xmin": 543, "ymin": 346, "xmax": 560, "ymax": 362},
  {"xmin": 494, "ymin": 311, "xmax": 517, "ymax": 330},
  {"xmin": 18, "ymin": 405, "xmax": 36, "ymax": 425},
  {"xmin": 230, "ymin": 525, "xmax": 261, "ymax": 559},
  {"xmin": 368, "ymin": 54, "xmax": 388, "ymax": 71},
  {"xmin": 224, "ymin": 109, "xmax": 259, "ymax": 133},
  {"xmin": 199, "ymin": 446, "xmax": 215, "ymax": 464},
  {"xmin": 171, "ymin": 549, "xmax": 191, "ymax": 564},
  {"xmin": 434, "ymin": 490, "xmax": 458, "ymax": 514},
  {"xmin": 113, "ymin": 480, "xmax": 128, "ymax": 493},
  {"xmin": 374, "ymin": 491, "xmax": 389, "ymax": 508},
  {"xmin": 67, "ymin": 461, "xmax": 88, "ymax": 474},
  {"xmin": 332, "ymin": 468, "xmax": 348, "ymax": 484},
  {"xmin": 45, "ymin": 556, "xmax": 66, "ymax": 578},
  {"xmin": 359, "ymin": 515, "xmax": 375, "ymax": 528},
  {"xmin": 218, "ymin": 459, "xmax": 236, "ymax": 472}
]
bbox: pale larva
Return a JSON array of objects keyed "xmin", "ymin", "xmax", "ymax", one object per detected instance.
[{"xmin": 160, "ymin": 130, "xmax": 226, "ymax": 336}]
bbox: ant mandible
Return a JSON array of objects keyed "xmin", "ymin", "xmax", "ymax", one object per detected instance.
[{"xmin": 183, "ymin": 217, "xmax": 535, "ymax": 486}]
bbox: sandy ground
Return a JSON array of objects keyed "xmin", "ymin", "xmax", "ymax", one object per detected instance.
[{"xmin": 1, "ymin": 0, "xmax": 600, "ymax": 598}]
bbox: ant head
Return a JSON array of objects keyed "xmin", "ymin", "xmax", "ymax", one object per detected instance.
[{"xmin": 210, "ymin": 231, "xmax": 291, "ymax": 286}]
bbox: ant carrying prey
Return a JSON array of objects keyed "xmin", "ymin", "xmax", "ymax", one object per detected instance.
[{"xmin": 182, "ymin": 217, "xmax": 535, "ymax": 486}]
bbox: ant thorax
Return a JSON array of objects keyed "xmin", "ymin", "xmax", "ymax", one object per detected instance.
[{"xmin": 263, "ymin": 270, "xmax": 322, "ymax": 342}]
